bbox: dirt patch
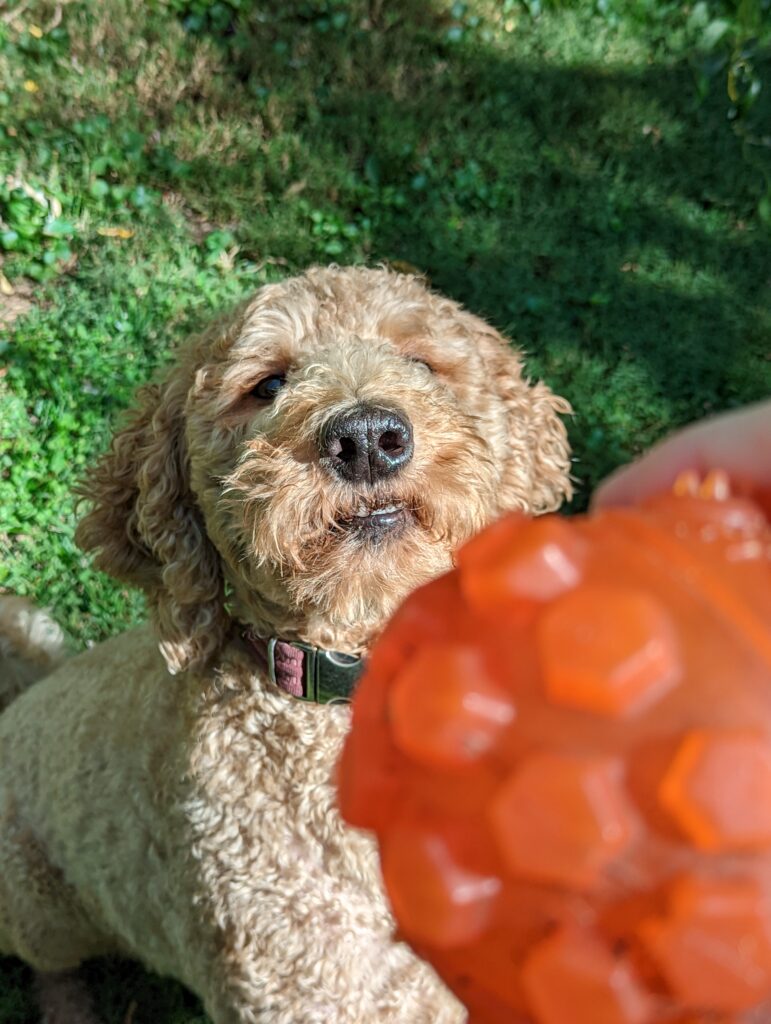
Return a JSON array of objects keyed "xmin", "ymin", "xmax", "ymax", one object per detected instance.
[{"xmin": 0, "ymin": 277, "xmax": 35, "ymax": 328}]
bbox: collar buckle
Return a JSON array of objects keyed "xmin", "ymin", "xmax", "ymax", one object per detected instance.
[{"xmin": 267, "ymin": 637, "xmax": 361, "ymax": 704}]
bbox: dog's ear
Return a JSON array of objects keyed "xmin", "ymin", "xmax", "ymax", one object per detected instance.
[
  {"xmin": 76, "ymin": 364, "xmax": 228, "ymax": 675},
  {"xmin": 467, "ymin": 317, "xmax": 573, "ymax": 514}
]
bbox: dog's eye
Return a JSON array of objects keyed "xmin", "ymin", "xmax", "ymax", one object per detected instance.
[
  {"xmin": 411, "ymin": 358, "xmax": 434, "ymax": 373},
  {"xmin": 252, "ymin": 375, "xmax": 287, "ymax": 401}
]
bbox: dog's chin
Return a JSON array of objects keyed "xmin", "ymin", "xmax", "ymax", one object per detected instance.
[{"xmin": 337, "ymin": 501, "xmax": 414, "ymax": 545}]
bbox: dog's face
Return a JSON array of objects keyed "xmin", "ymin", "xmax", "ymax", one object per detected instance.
[{"xmin": 77, "ymin": 267, "xmax": 571, "ymax": 673}]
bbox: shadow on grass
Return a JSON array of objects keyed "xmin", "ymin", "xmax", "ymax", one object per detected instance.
[
  {"xmin": 179, "ymin": 0, "xmax": 769, "ymax": 495},
  {"xmin": 1, "ymin": 3, "xmax": 769, "ymax": 1022}
]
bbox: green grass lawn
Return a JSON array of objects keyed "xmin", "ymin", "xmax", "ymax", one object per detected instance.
[{"xmin": 0, "ymin": 0, "xmax": 769, "ymax": 1019}]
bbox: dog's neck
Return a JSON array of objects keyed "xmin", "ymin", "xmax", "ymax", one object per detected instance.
[
  {"xmin": 236, "ymin": 610, "xmax": 377, "ymax": 659},
  {"xmin": 222, "ymin": 540, "xmax": 441, "ymax": 657},
  {"xmin": 229, "ymin": 587, "xmax": 384, "ymax": 659}
]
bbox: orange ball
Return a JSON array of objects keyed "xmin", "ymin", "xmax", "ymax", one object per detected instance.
[{"xmin": 339, "ymin": 476, "xmax": 771, "ymax": 1024}]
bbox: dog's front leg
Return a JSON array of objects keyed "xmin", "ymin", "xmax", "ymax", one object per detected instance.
[{"xmin": 196, "ymin": 937, "xmax": 466, "ymax": 1024}]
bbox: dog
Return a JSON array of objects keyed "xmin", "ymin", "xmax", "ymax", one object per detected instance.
[{"xmin": 0, "ymin": 265, "xmax": 572, "ymax": 1023}]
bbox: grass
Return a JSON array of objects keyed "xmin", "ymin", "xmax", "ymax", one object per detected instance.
[{"xmin": 0, "ymin": 0, "xmax": 769, "ymax": 1019}]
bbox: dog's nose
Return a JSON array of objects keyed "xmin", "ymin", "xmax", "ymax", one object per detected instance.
[{"xmin": 319, "ymin": 404, "xmax": 414, "ymax": 484}]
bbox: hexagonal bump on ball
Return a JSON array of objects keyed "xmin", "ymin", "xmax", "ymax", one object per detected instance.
[
  {"xmin": 381, "ymin": 825, "xmax": 501, "ymax": 950},
  {"xmin": 639, "ymin": 875, "xmax": 771, "ymax": 1012},
  {"xmin": 659, "ymin": 729, "xmax": 771, "ymax": 851},
  {"xmin": 489, "ymin": 753, "xmax": 638, "ymax": 889},
  {"xmin": 389, "ymin": 643, "xmax": 516, "ymax": 769},
  {"xmin": 458, "ymin": 514, "xmax": 586, "ymax": 618},
  {"xmin": 537, "ymin": 584, "xmax": 682, "ymax": 718},
  {"xmin": 522, "ymin": 927, "xmax": 653, "ymax": 1024}
]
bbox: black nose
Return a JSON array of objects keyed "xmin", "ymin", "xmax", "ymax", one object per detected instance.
[{"xmin": 319, "ymin": 404, "xmax": 414, "ymax": 484}]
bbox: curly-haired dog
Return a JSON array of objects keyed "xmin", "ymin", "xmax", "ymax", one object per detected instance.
[{"xmin": 0, "ymin": 266, "xmax": 572, "ymax": 1023}]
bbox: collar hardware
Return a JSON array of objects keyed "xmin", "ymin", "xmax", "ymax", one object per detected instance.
[{"xmin": 262, "ymin": 636, "xmax": 362, "ymax": 704}]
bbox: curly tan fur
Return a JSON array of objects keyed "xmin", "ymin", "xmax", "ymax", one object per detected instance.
[
  {"xmin": 0, "ymin": 596, "xmax": 68, "ymax": 711},
  {"xmin": 0, "ymin": 266, "xmax": 571, "ymax": 1023}
]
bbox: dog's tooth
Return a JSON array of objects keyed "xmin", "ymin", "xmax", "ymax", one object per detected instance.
[{"xmin": 348, "ymin": 502, "xmax": 403, "ymax": 520}]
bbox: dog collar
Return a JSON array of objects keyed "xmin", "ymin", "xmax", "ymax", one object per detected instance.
[{"xmin": 242, "ymin": 630, "xmax": 363, "ymax": 705}]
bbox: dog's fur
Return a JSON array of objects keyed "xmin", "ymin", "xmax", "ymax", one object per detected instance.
[
  {"xmin": 0, "ymin": 266, "xmax": 571, "ymax": 1023},
  {"xmin": 0, "ymin": 596, "xmax": 68, "ymax": 710}
]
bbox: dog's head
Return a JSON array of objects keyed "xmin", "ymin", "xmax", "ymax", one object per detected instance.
[{"xmin": 77, "ymin": 266, "xmax": 571, "ymax": 673}]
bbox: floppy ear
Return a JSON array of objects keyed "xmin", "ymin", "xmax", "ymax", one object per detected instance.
[
  {"xmin": 470, "ymin": 320, "xmax": 573, "ymax": 514},
  {"xmin": 75, "ymin": 364, "xmax": 229, "ymax": 675}
]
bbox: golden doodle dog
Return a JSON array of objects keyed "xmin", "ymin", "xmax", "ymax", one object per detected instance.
[{"xmin": 0, "ymin": 266, "xmax": 572, "ymax": 1023}]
